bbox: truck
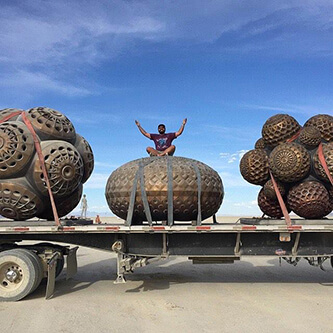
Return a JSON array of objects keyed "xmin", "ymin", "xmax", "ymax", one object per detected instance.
[{"xmin": 0, "ymin": 216, "xmax": 332, "ymax": 301}]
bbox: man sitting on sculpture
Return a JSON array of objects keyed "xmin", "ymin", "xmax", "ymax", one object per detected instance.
[{"xmin": 135, "ymin": 118, "xmax": 187, "ymax": 156}]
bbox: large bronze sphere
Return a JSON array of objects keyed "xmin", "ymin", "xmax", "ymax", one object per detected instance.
[
  {"xmin": 258, "ymin": 188, "xmax": 288, "ymax": 218},
  {"xmin": 269, "ymin": 143, "xmax": 310, "ymax": 183},
  {"xmin": 30, "ymin": 141, "xmax": 83, "ymax": 198},
  {"xmin": 0, "ymin": 121, "xmax": 35, "ymax": 178},
  {"xmin": 105, "ymin": 156, "xmax": 224, "ymax": 222},
  {"xmin": 313, "ymin": 142, "xmax": 333, "ymax": 183},
  {"xmin": 74, "ymin": 134, "xmax": 94, "ymax": 184},
  {"xmin": 37, "ymin": 184, "xmax": 83, "ymax": 220},
  {"xmin": 25, "ymin": 107, "xmax": 76, "ymax": 143},
  {"xmin": 299, "ymin": 126, "xmax": 321, "ymax": 148},
  {"xmin": 262, "ymin": 114, "xmax": 301, "ymax": 147},
  {"xmin": 254, "ymin": 138, "xmax": 265, "ymax": 149},
  {"xmin": 287, "ymin": 181, "xmax": 332, "ymax": 219},
  {"xmin": 263, "ymin": 179, "xmax": 286, "ymax": 200},
  {"xmin": 239, "ymin": 149, "xmax": 269, "ymax": 185},
  {"xmin": 0, "ymin": 179, "xmax": 44, "ymax": 220},
  {"xmin": 304, "ymin": 114, "xmax": 333, "ymax": 142}
]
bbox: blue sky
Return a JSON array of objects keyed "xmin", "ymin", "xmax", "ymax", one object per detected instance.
[{"xmin": 1, "ymin": 0, "xmax": 332, "ymax": 216}]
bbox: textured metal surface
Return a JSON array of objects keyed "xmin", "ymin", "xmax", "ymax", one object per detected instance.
[
  {"xmin": 313, "ymin": 142, "xmax": 333, "ymax": 183},
  {"xmin": 287, "ymin": 181, "xmax": 332, "ymax": 219},
  {"xmin": 0, "ymin": 121, "xmax": 35, "ymax": 178},
  {"xmin": 263, "ymin": 179, "xmax": 286, "ymax": 200},
  {"xmin": 74, "ymin": 134, "xmax": 94, "ymax": 183},
  {"xmin": 254, "ymin": 138, "xmax": 265, "ymax": 149},
  {"xmin": 31, "ymin": 141, "xmax": 83, "ymax": 198},
  {"xmin": 37, "ymin": 184, "xmax": 83, "ymax": 220},
  {"xmin": 269, "ymin": 143, "xmax": 310, "ymax": 183},
  {"xmin": 262, "ymin": 114, "xmax": 301, "ymax": 147},
  {"xmin": 299, "ymin": 126, "xmax": 321, "ymax": 148},
  {"xmin": 105, "ymin": 156, "xmax": 224, "ymax": 222},
  {"xmin": 239, "ymin": 149, "xmax": 269, "ymax": 185},
  {"xmin": 25, "ymin": 107, "xmax": 76, "ymax": 142},
  {"xmin": 0, "ymin": 109, "xmax": 22, "ymax": 121},
  {"xmin": 0, "ymin": 179, "xmax": 44, "ymax": 220},
  {"xmin": 304, "ymin": 114, "xmax": 333, "ymax": 142},
  {"xmin": 258, "ymin": 188, "xmax": 288, "ymax": 218}
]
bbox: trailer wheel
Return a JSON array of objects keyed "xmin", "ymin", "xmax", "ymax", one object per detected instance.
[
  {"xmin": 0, "ymin": 249, "xmax": 39, "ymax": 302},
  {"xmin": 14, "ymin": 249, "xmax": 43, "ymax": 292}
]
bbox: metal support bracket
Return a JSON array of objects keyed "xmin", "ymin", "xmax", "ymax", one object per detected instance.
[{"xmin": 45, "ymin": 252, "xmax": 60, "ymax": 300}]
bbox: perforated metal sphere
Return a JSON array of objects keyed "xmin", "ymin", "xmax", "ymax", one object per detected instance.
[
  {"xmin": 30, "ymin": 140, "xmax": 83, "ymax": 198},
  {"xmin": 287, "ymin": 181, "xmax": 332, "ymax": 219},
  {"xmin": 0, "ymin": 121, "xmax": 35, "ymax": 178},
  {"xmin": 263, "ymin": 179, "xmax": 286, "ymax": 200},
  {"xmin": 37, "ymin": 184, "xmax": 83, "ymax": 220},
  {"xmin": 0, "ymin": 108, "xmax": 22, "ymax": 121},
  {"xmin": 0, "ymin": 179, "xmax": 44, "ymax": 220},
  {"xmin": 255, "ymin": 138, "xmax": 265, "ymax": 149},
  {"xmin": 25, "ymin": 107, "xmax": 76, "ymax": 142},
  {"xmin": 105, "ymin": 156, "xmax": 224, "ymax": 222},
  {"xmin": 262, "ymin": 114, "xmax": 301, "ymax": 147},
  {"xmin": 304, "ymin": 114, "xmax": 333, "ymax": 142},
  {"xmin": 239, "ymin": 149, "xmax": 269, "ymax": 185},
  {"xmin": 299, "ymin": 126, "xmax": 322, "ymax": 148},
  {"xmin": 258, "ymin": 188, "xmax": 289, "ymax": 218},
  {"xmin": 74, "ymin": 134, "xmax": 94, "ymax": 183},
  {"xmin": 269, "ymin": 143, "xmax": 310, "ymax": 183},
  {"xmin": 313, "ymin": 142, "xmax": 333, "ymax": 183}
]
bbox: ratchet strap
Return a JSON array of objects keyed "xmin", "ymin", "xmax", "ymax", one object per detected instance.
[
  {"xmin": 318, "ymin": 142, "xmax": 333, "ymax": 186},
  {"xmin": 0, "ymin": 111, "xmax": 61, "ymax": 227},
  {"xmin": 191, "ymin": 162, "xmax": 202, "ymax": 225},
  {"xmin": 269, "ymin": 171, "xmax": 291, "ymax": 227},
  {"xmin": 286, "ymin": 130, "xmax": 301, "ymax": 143},
  {"xmin": 167, "ymin": 155, "xmax": 173, "ymax": 226}
]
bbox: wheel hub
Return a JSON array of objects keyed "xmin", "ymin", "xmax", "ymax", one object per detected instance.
[{"xmin": 5, "ymin": 269, "xmax": 19, "ymax": 282}]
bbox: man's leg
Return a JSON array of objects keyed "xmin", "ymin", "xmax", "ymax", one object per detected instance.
[
  {"xmin": 159, "ymin": 145, "xmax": 176, "ymax": 156},
  {"xmin": 146, "ymin": 147, "xmax": 160, "ymax": 156}
]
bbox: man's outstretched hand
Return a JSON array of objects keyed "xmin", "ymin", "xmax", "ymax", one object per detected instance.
[
  {"xmin": 135, "ymin": 120, "xmax": 140, "ymax": 127},
  {"xmin": 182, "ymin": 118, "xmax": 187, "ymax": 125}
]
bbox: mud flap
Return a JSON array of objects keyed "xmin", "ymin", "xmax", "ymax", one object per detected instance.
[
  {"xmin": 45, "ymin": 252, "xmax": 60, "ymax": 300},
  {"xmin": 66, "ymin": 246, "xmax": 79, "ymax": 280}
]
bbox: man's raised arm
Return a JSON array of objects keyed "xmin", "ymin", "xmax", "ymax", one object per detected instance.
[
  {"xmin": 175, "ymin": 118, "xmax": 187, "ymax": 137},
  {"xmin": 135, "ymin": 120, "xmax": 151, "ymax": 139}
]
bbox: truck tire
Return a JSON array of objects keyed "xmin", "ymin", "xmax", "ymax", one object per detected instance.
[
  {"xmin": 0, "ymin": 249, "xmax": 39, "ymax": 301},
  {"xmin": 14, "ymin": 249, "xmax": 43, "ymax": 292}
]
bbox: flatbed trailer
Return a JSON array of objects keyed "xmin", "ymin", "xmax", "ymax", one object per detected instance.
[{"xmin": 0, "ymin": 218, "xmax": 333, "ymax": 301}]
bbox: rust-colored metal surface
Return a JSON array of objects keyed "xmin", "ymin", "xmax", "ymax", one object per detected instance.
[
  {"xmin": 304, "ymin": 114, "xmax": 333, "ymax": 142},
  {"xmin": 254, "ymin": 138, "xmax": 265, "ymax": 149},
  {"xmin": 31, "ymin": 141, "xmax": 83, "ymax": 198},
  {"xmin": 258, "ymin": 188, "xmax": 288, "ymax": 218},
  {"xmin": 299, "ymin": 126, "xmax": 321, "ymax": 148},
  {"xmin": 239, "ymin": 149, "xmax": 269, "ymax": 185},
  {"xmin": 269, "ymin": 143, "xmax": 310, "ymax": 183},
  {"xmin": 74, "ymin": 134, "xmax": 94, "ymax": 183},
  {"xmin": 37, "ymin": 184, "xmax": 83, "ymax": 220},
  {"xmin": 0, "ymin": 179, "xmax": 44, "ymax": 220},
  {"xmin": 287, "ymin": 181, "xmax": 332, "ymax": 219},
  {"xmin": 25, "ymin": 107, "xmax": 76, "ymax": 142},
  {"xmin": 263, "ymin": 179, "xmax": 285, "ymax": 200},
  {"xmin": 0, "ymin": 121, "xmax": 35, "ymax": 178},
  {"xmin": 105, "ymin": 156, "xmax": 224, "ymax": 222},
  {"xmin": 262, "ymin": 114, "xmax": 301, "ymax": 147},
  {"xmin": 313, "ymin": 142, "xmax": 333, "ymax": 183}
]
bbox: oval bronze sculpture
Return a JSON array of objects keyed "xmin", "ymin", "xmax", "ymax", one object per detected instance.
[
  {"xmin": 0, "ymin": 121, "xmax": 35, "ymax": 179},
  {"xmin": 105, "ymin": 156, "xmax": 224, "ymax": 223},
  {"xmin": 262, "ymin": 114, "xmax": 301, "ymax": 147},
  {"xmin": 287, "ymin": 181, "xmax": 332, "ymax": 219},
  {"xmin": 304, "ymin": 114, "xmax": 333, "ymax": 142},
  {"xmin": 269, "ymin": 143, "xmax": 310, "ymax": 183}
]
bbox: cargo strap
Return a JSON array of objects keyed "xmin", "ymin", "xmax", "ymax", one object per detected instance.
[
  {"xmin": 318, "ymin": 142, "xmax": 333, "ymax": 186},
  {"xmin": 192, "ymin": 162, "xmax": 202, "ymax": 225},
  {"xmin": 269, "ymin": 171, "xmax": 291, "ymax": 227},
  {"xmin": 167, "ymin": 155, "xmax": 173, "ymax": 226},
  {"xmin": 0, "ymin": 112, "xmax": 61, "ymax": 227},
  {"xmin": 286, "ymin": 130, "xmax": 301, "ymax": 143}
]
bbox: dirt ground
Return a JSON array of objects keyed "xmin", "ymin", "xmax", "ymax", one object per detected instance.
[{"xmin": 0, "ymin": 244, "xmax": 332, "ymax": 333}]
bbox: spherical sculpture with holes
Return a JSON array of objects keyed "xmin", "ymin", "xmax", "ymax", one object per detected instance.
[
  {"xmin": 312, "ymin": 142, "xmax": 333, "ymax": 183},
  {"xmin": 304, "ymin": 114, "xmax": 333, "ymax": 142},
  {"xmin": 105, "ymin": 156, "xmax": 224, "ymax": 223},
  {"xmin": 0, "ymin": 107, "xmax": 94, "ymax": 221}
]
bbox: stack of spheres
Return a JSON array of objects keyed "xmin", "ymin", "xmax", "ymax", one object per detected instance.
[
  {"xmin": 105, "ymin": 156, "xmax": 224, "ymax": 224},
  {"xmin": 0, "ymin": 107, "xmax": 94, "ymax": 221},
  {"xmin": 240, "ymin": 114, "xmax": 333, "ymax": 219}
]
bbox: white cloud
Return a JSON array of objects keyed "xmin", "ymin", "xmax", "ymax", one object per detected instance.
[
  {"xmin": 84, "ymin": 173, "xmax": 110, "ymax": 189},
  {"xmin": 220, "ymin": 150, "xmax": 248, "ymax": 164},
  {"xmin": 219, "ymin": 171, "xmax": 252, "ymax": 188}
]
